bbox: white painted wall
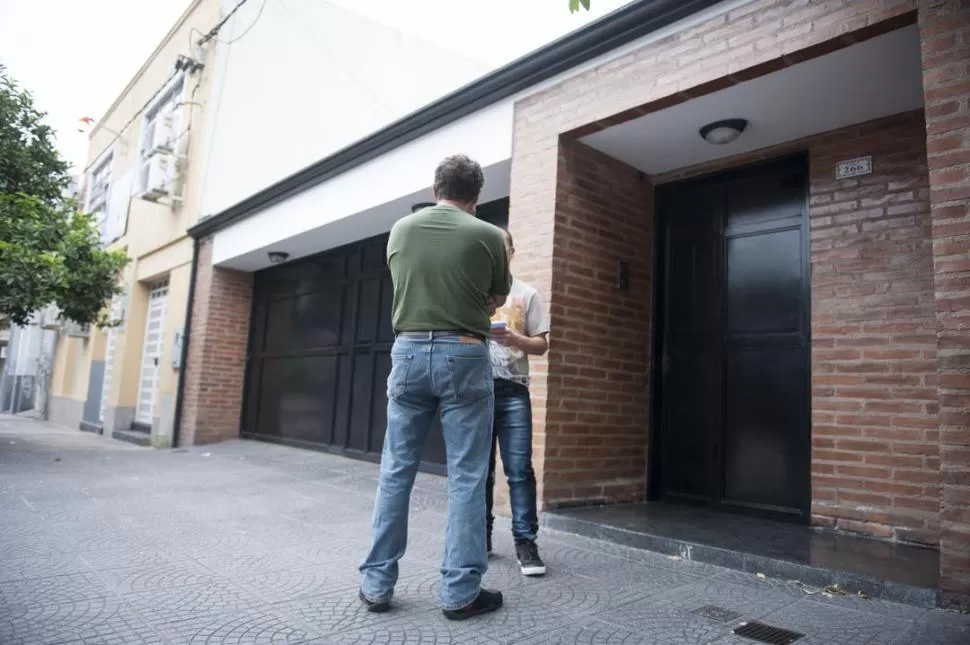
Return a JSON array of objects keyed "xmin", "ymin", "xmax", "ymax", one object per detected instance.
[
  {"xmin": 211, "ymin": 100, "xmax": 513, "ymax": 270},
  {"xmin": 209, "ymin": 0, "xmax": 754, "ymax": 271},
  {"xmin": 197, "ymin": 0, "xmax": 491, "ymax": 219}
]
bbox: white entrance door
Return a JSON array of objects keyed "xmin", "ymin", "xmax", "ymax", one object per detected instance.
[
  {"xmin": 135, "ymin": 281, "xmax": 169, "ymax": 426},
  {"xmin": 99, "ymin": 295, "xmax": 123, "ymax": 424}
]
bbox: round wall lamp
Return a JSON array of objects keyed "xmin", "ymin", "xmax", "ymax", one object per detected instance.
[
  {"xmin": 699, "ymin": 119, "xmax": 748, "ymax": 145},
  {"xmin": 268, "ymin": 251, "xmax": 290, "ymax": 264},
  {"xmin": 411, "ymin": 202, "xmax": 435, "ymax": 213}
]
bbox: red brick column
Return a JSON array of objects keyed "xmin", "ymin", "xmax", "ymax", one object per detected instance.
[
  {"xmin": 510, "ymin": 137, "xmax": 653, "ymax": 510},
  {"xmin": 918, "ymin": 0, "xmax": 970, "ymax": 603},
  {"xmin": 545, "ymin": 141, "xmax": 654, "ymax": 507},
  {"xmin": 180, "ymin": 237, "xmax": 253, "ymax": 446}
]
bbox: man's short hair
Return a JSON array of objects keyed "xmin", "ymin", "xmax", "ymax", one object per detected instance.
[{"xmin": 434, "ymin": 154, "xmax": 485, "ymax": 203}]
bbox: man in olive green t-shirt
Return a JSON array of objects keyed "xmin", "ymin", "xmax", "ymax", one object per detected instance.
[{"xmin": 359, "ymin": 154, "xmax": 511, "ymax": 621}]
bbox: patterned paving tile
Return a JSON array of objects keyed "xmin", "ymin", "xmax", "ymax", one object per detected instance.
[
  {"xmin": 1, "ymin": 417, "xmax": 961, "ymax": 645},
  {"xmin": 888, "ymin": 610, "xmax": 970, "ymax": 645},
  {"xmin": 645, "ymin": 576, "xmax": 801, "ymax": 621},
  {"xmin": 801, "ymin": 588, "xmax": 934, "ymax": 622},
  {"xmin": 284, "ymin": 537, "xmax": 371, "ymax": 566},
  {"xmin": 124, "ymin": 578, "xmax": 267, "ymax": 623},
  {"xmin": 0, "ymin": 552, "xmax": 92, "ymax": 582},
  {"xmin": 450, "ymin": 595, "xmax": 573, "ymax": 644},
  {"xmin": 518, "ymin": 620, "xmax": 656, "ymax": 644},
  {"xmin": 0, "ymin": 533, "xmax": 74, "ymax": 558},
  {"xmin": 79, "ymin": 547, "xmax": 188, "ymax": 571},
  {"xmin": 155, "ymin": 607, "xmax": 327, "ymax": 645},
  {"xmin": 0, "ymin": 596, "xmax": 165, "ymax": 645},
  {"xmin": 891, "ymin": 619, "xmax": 970, "ymax": 645},
  {"xmin": 270, "ymin": 589, "xmax": 423, "ymax": 636},
  {"xmin": 234, "ymin": 565, "xmax": 360, "ymax": 603},
  {"xmin": 326, "ymin": 617, "xmax": 499, "ymax": 645},
  {"xmin": 98, "ymin": 559, "xmax": 221, "ymax": 593},
  {"xmin": 753, "ymin": 598, "xmax": 915, "ymax": 644},
  {"xmin": 195, "ymin": 551, "xmax": 315, "ymax": 577},
  {"xmin": 503, "ymin": 569, "xmax": 674, "ymax": 618},
  {"xmin": 0, "ymin": 571, "xmax": 111, "ymax": 611},
  {"xmin": 595, "ymin": 605, "xmax": 733, "ymax": 644}
]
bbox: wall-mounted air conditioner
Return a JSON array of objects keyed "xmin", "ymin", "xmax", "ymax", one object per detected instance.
[
  {"xmin": 144, "ymin": 110, "xmax": 176, "ymax": 156},
  {"xmin": 138, "ymin": 154, "xmax": 176, "ymax": 201},
  {"xmin": 62, "ymin": 320, "xmax": 91, "ymax": 338},
  {"xmin": 37, "ymin": 305, "xmax": 61, "ymax": 330}
]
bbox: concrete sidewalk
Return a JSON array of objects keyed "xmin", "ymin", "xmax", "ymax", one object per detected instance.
[{"xmin": 1, "ymin": 415, "xmax": 967, "ymax": 644}]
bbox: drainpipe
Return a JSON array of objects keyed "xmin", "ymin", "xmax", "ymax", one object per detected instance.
[{"xmin": 171, "ymin": 236, "xmax": 200, "ymax": 448}]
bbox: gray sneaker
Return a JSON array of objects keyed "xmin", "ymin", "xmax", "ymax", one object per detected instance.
[{"xmin": 515, "ymin": 541, "xmax": 546, "ymax": 576}]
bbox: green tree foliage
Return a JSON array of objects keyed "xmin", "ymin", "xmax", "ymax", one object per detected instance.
[
  {"xmin": 569, "ymin": 0, "xmax": 591, "ymax": 12},
  {"xmin": 0, "ymin": 64, "xmax": 128, "ymax": 327}
]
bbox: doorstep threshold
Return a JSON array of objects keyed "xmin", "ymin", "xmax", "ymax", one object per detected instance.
[
  {"xmin": 543, "ymin": 502, "xmax": 940, "ymax": 608},
  {"xmin": 112, "ymin": 428, "xmax": 151, "ymax": 446}
]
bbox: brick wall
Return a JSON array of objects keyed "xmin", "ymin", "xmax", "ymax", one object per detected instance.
[
  {"xmin": 540, "ymin": 140, "xmax": 653, "ymax": 508},
  {"xmin": 511, "ymin": 0, "xmax": 924, "ymax": 512},
  {"xmin": 809, "ymin": 112, "xmax": 939, "ymax": 546},
  {"xmin": 180, "ymin": 237, "xmax": 253, "ymax": 446},
  {"xmin": 577, "ymin": 111, "xmax": 940, "ymax": 543},
  {"xmin": 919, "ymin": 0, "xmax": 970, "ymax": 602}
]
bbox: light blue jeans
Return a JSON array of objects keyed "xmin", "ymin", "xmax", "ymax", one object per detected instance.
[{"xmin": 360, "ymin": 332, "xmax": 494, "ymax": 610}]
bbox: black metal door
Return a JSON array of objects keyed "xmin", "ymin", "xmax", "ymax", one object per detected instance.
[
  {"xmin": 654, "ymin": 156, "xmax": 810, "ymax": 520},
  {"xmin": 243, "ymin": 199, "xmax": 508, "ymax": 472}
]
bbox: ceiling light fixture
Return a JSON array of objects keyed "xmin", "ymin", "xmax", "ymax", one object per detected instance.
[
  {"xmin": 700, "ymin": 119, "xmax": 748, "ymax": 145},
  {"xmin": 268, "ymin": 251, "xmax": 290, "ymax": 264}
]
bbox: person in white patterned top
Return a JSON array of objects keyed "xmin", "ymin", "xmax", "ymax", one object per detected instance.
[{"xmin": 485, "ymin": 229, "xmax": 550, "ymax": 576}]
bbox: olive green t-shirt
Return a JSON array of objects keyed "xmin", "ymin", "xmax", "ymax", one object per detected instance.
[{"xmin": 387, "ymin": 204, "xmax": 512, "ymax": 339}]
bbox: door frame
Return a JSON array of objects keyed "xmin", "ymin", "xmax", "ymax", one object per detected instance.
[
  {"xmin": 647, "ymin": 152, "xmax": 813, "ymax": 523},
  {"xmin": 134, "ymin": 280, "xmax": 169, "ymax": 429}
]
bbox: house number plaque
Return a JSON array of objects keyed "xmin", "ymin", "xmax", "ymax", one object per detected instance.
[{"xmin": 835, "ymin": 155, "xmax": 873, "ymax": 180}]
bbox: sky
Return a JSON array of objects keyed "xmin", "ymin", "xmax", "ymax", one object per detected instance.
[{"xmin": 0, "ymin": 0, "xmax": 633, "ymax": 171}]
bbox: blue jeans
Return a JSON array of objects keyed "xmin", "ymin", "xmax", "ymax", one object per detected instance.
[
  {"xmin": 485, "ymin": 379, "xmax": 539, "ymax": 543},
  {"xmin": 360, "ymin": 332, "xmax": 493, "ymax": 610}
]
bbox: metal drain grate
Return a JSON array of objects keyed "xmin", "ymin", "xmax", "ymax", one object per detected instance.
[
  {"xmin": 689, "ymin": 605, "xmax": 742, "ymax": 623},
  {"xmin": 733, "ymin": 621, "xmax": 804, "ymax": 644}
]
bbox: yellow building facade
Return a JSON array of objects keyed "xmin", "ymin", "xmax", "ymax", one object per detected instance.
[{"xmin": 48, "ymin": 0, "xmax": 221, "ymax": 448}]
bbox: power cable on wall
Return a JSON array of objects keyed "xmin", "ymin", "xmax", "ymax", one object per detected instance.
[
  {"xmin": 82, "ymin": 68, "xmax": 181, "ymax": 173},
  {"xmin": 84, "ymin": 0, "xmax": 266, "ymax": 175},
  {"xmin": 196, "ymin": 0, "xmax": 250, "ymax": 46},
  {"xmin": 223, "ymin": 0, "xmax": 267, "ymax": 44},
  {"xmin": 193, "ymin": 17, "xmax": 238, "ymax": 218}
]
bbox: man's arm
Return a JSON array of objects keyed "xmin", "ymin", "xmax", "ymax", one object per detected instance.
[
  {"xmin": 487, "ymin": 228, "xmax": 512, "ymax": 308},
  {"xmin": 509, "ymin": 332, "xmax": 548, "ymax": 356},
  {"xmin": 492, "ymin": 288, "xmax": 550, "ymax": 356}
]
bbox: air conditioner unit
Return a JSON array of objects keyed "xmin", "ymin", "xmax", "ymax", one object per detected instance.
[
  {"xmin": 147, "ymin": 110, "xmax": 176, "ymax": 155},
  {"xmin": 62, "ymin": 320, "xmax": 91, "ymax": 338},
  {"xmin": 38, "ymin": 305, "xmax": 61, "ymax": 330},
  {"xmin": 138, "ymin": 154, "xmax": 176, "ymax": 201}
]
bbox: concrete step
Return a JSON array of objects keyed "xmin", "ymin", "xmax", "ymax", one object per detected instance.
[
  {"xmin": 112, "ymin": 428, "xmax": 150, "ymax": 447},
  {"xmin": 544, "ymin": 502, "xmax": 940, "ymax": 609}
]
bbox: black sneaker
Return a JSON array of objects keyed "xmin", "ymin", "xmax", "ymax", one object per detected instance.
[
  {"xmin": 442, "ymin": 589, "xmax": 504, "ymax": 621},
  {"xmin": 359, "ymin": 589, "xmax": 391, "ymax": 613},
  {"xmin": 515, "ymin": 541, "xmax": 546, "ymax": 576}
]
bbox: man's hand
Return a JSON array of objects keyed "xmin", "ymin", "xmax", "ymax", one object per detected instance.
[
  {"xmin": 487, "ymin": 295, "xmax": 500, "ymax": 317},
  {"xmin": 490, "ymin": 326, "xmax": 522, "ymax": 348}
]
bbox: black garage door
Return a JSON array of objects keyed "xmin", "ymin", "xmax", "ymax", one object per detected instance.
[{"xmin": 242, "ymin": 199, "xmax": 508, "ymax": 472}]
